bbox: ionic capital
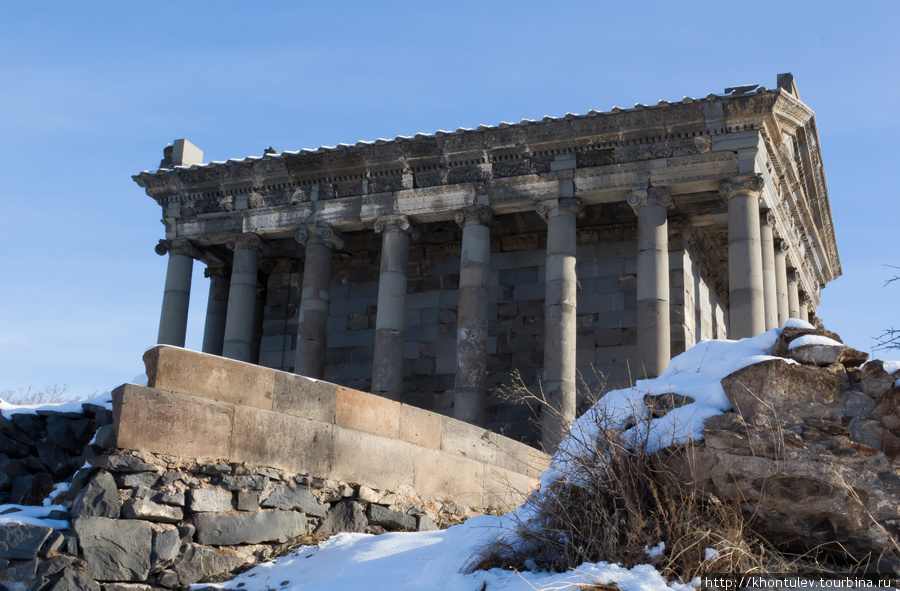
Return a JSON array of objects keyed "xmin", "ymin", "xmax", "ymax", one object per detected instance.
[
  {"xmin": 155, "ymin": 238, "xmax": 200, "ymax": 258},
  {"xmin": 295, "ymin": 224, "xmax": 345, "ymax": 250},
  {"xmin": 535, "ymin": 197, "xmax": 583, "ymax": 222},
  {"xmin": 204, "ymin": 264, "xmax": 230, "ymax": 279},
  {"xmin": 774, "ymin": 238, "xmax": 790, "ymax": 255},
  {"xmin": 799, "ymin": 292, "xmax": 811, "ymax": 305},
  {"xmin": 627, "ymin": 186, "xmax": 672, "ymax": 214},
  {"xmin": 787, "ymin": 268, "xmax": 799, "ymax": 283},
  {"xmin": 374, "ymin": 215, "xmax": 420, "ymax": 240},
  {"xmin": 454, "ymin": 205, "xmax": 493, "ymax": 228},
  {"xmin": 226, "ymin": 232, "xmax": 263, "ymax": 251},
  {"xmin": 760, "ymin": 210, "xmax": 777, "ymax": 227},
  {"xmin": 719, "ymin": 173, "xmax": 764, "ymax": 200}
]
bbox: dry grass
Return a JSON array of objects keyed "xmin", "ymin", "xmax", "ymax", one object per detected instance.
[
  {"xmin": 0, "ymin": 384, "xmax": 72, "ymax": 405},
  {"xmin": 469, "ymin": 373, "xmax": 817, "ymax": 584}
]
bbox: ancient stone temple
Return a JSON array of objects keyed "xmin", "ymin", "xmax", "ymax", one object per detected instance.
[{"xmin": 133, "ymin": 73, "xmax": 840, "ymax": 449}]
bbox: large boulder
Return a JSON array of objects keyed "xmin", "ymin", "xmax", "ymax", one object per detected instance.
[
  {"xmin": 720, "ymin": 359, "xmax": 844, "ymax": 424},
  {"xmin": 71, "ymin": 471, "xmax": 120, "ymax": 519},
  {"xmin": 0, "ymin": 522, "xmax": 52, "ymax": 560}
]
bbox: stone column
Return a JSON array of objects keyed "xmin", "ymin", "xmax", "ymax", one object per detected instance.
[
  {"xmin": 628, "ymin": 187, "xmax": 671, "ymax": 379},
  {"xmin": 453, "ymin": 206, "xmax": 493, "ymax": 425},
  {"xmin": 371, "ymin": 215, "xmax": 418, "ymax": 400},
  {"xmin": 759, "ymin": 211, "xmax": 778, "ymax": 331},
  {"xmin": 774, "ymin": 239, "xmax": 790, "ymax": 327},
  {"xmin": 799, "ymin": 292, "xmax": 811, "ymax": 323},
  {"xmin": 156, "ymin": 239, "xmax": 197, "ymax": 347},
  {"xmin": 222, "ymin": 233, "xmax": 262, "ymax": 362},
  {"xmin": 294, "ymin": 224, "xmax": 344, "ymax": 379},
  {"xmin": 201, "ymin": 265, "xmax": 230, "ymax": 355},
  {"xmin": 787, "ymin": 268, "xmax": 801, "ymax": 319},
  {"xmin": 720, "ymin": 174, "xmax": 766, "ymax": 339},
  {"xmin": 537, "ymin": 197, "xmax": 582, "ymax": 452}
]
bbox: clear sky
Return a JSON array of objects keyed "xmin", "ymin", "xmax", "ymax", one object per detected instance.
[{"xmin": 1, "ymin": 1, "xmax": 897, "ymax": 398}]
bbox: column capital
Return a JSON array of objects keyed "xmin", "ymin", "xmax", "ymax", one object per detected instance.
[
  {"xmin": 799, "ymin": 291, "xmax": 811, "ymax": 305},
  {"xmin": 719, "ymin": 173, "xmax": 764, "ymax": 200},
  {"xmin": 454, "ymin": 205, "xmax": 493, "ymax": 228},
  {"xmin": 627, "ymin": 186, "xmax": 672, "ymax": 214},
  {"xmin": 535, "ymin": 197, "xmax": 583, "ymax": 222},
  {"xmin": 774, "ymin": 238, "xmax": 790, "ymax": 254},
  {"xmin": 295, "ymin": 224, "xmax": 345, "ymax": 250},
  {"xmin": 226, "ymin": 232, "xmax": 263, "ymax": 251},
  {"xmin": 760, "ymin": 210, "xmax": 777, "ymax": 227},
  {"xmin": 374, "ymin": 215, "xmax": 420, "ymax": 239},
  {"xmin": 155, "ymin": 238, "xmax": 200, "ymax": 258},
  {"xmin": 204, "ymin": 264, "xmax": 230, "ymax": 279},
  {"xmin": 787, "ymin": 267, "xmax": 799, "ymax": 283}
]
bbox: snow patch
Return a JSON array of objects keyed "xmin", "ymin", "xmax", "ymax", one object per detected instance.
[{"xmin": 788, "ymin": 335, "xmax": 843, "ymax": 349}]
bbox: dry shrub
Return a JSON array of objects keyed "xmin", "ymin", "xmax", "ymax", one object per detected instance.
[{"xmin": 469, "ymin": 374, "xmax": 802, "ymax": 583}]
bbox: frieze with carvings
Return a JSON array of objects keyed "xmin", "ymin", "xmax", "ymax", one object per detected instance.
[
  {"xmin": 179, "ymin": 168, "xmax": 220, "ymax": 184},
  {"xmin": 402, "ymin": 138, "xmax": 442, "ymax": 159},
  {"xmin": 334, "ymin": 181, "xmax": 365, "ymax": 199},
  {"xmin": 722, "ymin": 92, "xmax": 778, "ymax": 119},
  {"xmin": 368, "ymin": 176, "xmax": 404, "ymax": 194},
  {"xmin": 576, "ymin": 148, "xmax": 616, "ymax": 168},
  {"xmin": 492, "ymin": 159, "xmax": 534, "ymax": 179},
  {"xmin": 448, "ymin": 166, "xmax": 488, "ymax": 185},
  {"xmin": 414, "ymin": 170, "xmax": 446, "ymax": 189}
]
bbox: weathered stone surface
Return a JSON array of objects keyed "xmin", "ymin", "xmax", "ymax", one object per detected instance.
[
  {"xmin": 150, "ymin": 524, "xmax": 181, "ymax": 571},
  {"xmin": 42, "ymin": 530, "xmax": 67, "ymax": 558},
  {"xmin": 133, "ymin": 486, "xmax": 185, "ymax": 507},
  {"xmin": 118, "ymin": 472, "xmax": 160, "ymax": 489},
  {"xmin": 366, "ymin": 504, "xmax": 416, "ymax": 530},
  {"xmin": 102, "ymin": 584, "xmax": 152, "ymax": 591},
  {"xmin": 720, "ymin": 359, "xmax": 844, "ymax": 423},
  {"xmin": 93, "ymin": 424, "xmax": 116, "ymax": 450},
  {"xmin": 219, "ymin": 474, "xmax": 268, "ymax": 491},
  {"xmin": 235, "ymin": 491, "xmax": 259, "ymax": 512},
  {"xmin": 88, "ymin": 454, "xmax": 157, "ymax": 473},
  {"xmin": 113, "ymin": 384, "xmax": 234, "ymax": 461},
  {"xmin": 192, "ymin": 510, "xmax": 307, "ymax": 545},
  {"xmin": 317, "ymin": 500, "xmax": 368, "ymax": 534},
  {"xmin": 121, "ymin": 498, "xmax": 183, "ymax": 523},
  {"xmin": 157, "ymin": 569, "xmax": 179, "ymax": 589},
  {"xmin": 854, "ymin": 361, "xmax": 899, "ymax": 398},
  {"xmin": 188, "ymin": 488, "xmax": 232, "ymax": 513},
  {"xmin": 260, "ymin": 482, "xmax": 327, "ymax": 517},
  {"xmin": 73, "ymin": 516, "xmax": 152, "ymax": 582},
  {"xmin": 8, "ymin": 413, "xmax": 44, "ymax": 442},
  {"xmin": 71, "ymin": 471, "xmax": 120, "ymax": 519},
  {"xmin": 37, "ymin": 553, "xmax": 75, "ymax": 577},
  {"xmin": 417, "ymin": 515, "xmax": 439, "ymax": 531},
  {"xmin": 772, "ymin": 327, "xmax": 843, "ymax": 357},
  {"xmin": 46, "ymin": 415, "xmax": 81, "ymax": 452},
  {"xmin": 35, "ymin": 438, "xmax": 70, "ymax": 477},
  {"xmin": 0, "ymin": 431, "xmax": 31, "ymax": 457},
  {"xmin": 172, "ymin": 544, "xmax": 245, "ymax": 586},
  {"xmin": 44, "ymin": 568, "xmax": 100, "ymax": 591},
  {"xmin": 644, "ymin": 393, "xmax": 695, "ymax": 418},
  {"xmin": 0, "ymin": 522, "xmax": 53, "ymax": 560},
  {"xmin": 874, "ymin": 388, "xmax": 900, "ymax": 435},
  {"xmin": 786, "ymin": 343, "xmax": 847, "ymax": 366}
]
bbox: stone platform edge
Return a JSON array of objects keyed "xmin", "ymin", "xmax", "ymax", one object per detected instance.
[{"xmin": 111, "ymin": 345, "xmax": 548, "ymax": 509}]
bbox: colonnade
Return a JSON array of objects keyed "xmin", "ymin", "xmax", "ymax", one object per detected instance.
[{"xmin": 155, "ymin": 173, "xmax": 815, "ymax": 450}]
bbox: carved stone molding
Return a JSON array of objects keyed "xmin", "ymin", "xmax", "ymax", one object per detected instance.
[
  {"xmin": 719, "ymin": 173, "xmax": 764, "ymax": 200},
  {"xmin": 226, "ymin": 233, "xmax": 263, "ymax": 251},
  {"xmin": 374, "ymin": 215, "xmax": 420, "ymax": 240},
  {"xmin": 627, "ymin": 186, "xmax": 672, "ymax": 214},
  {"xmin": 535, "ymin": 197, "xmax": 583, "ymax": 222},
  {"xmin": 774, "ymin": 238, "xmax": 790, "ymax": 255},
  {"xmin": 454, "ymin": 205, "xmax": 493, "ymax": 228},
  {"xmin": 295, "ymin": 224, "xmax": 346, "ymax": 250},
  {"xmin": 155, "ymin": 239, "xmax": 200, "ymax": 258},
  {"xmin": 204, "ymin": 264, "xmax": 230, "ymax": 279}
]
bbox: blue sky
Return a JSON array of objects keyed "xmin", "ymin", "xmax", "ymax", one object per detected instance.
[{"xmin": 1, "ymin": 1, "xmax": 897, "ymax": 397}]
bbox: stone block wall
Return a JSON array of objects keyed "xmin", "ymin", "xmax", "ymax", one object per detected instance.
[{"xmin": 126, "ymin": 345, "xmax": 546, "ymax": 510}]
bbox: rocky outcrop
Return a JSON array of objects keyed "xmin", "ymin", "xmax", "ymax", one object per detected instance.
[{"xmin": 681, "ymin": 327, "xmax": 900, "ymax": 559}]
